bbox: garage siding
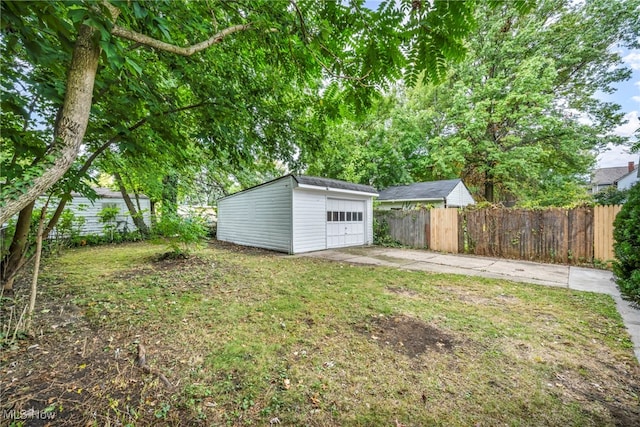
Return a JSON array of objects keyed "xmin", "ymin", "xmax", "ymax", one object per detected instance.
[
  {"xmin": 217, "ymin": 177, "xmax": 293, "ymax": 252},
  {"xmin": 291, "ymin": 189, "xmax": 327, "ymax": 253},
  {"xmin": 366, "ymin": 197, "xmax": 374, "ymax": 245}
]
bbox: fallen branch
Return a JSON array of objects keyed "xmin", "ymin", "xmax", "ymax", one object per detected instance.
[{"xmin": 136, "ymin": 343, "xmax": 173, "ymax": 389}]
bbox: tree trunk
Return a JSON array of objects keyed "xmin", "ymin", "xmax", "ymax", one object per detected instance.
[
  {"xmin": 114, "ymin": 171, "xmax": 150, "ymax": 237},
  {"xmin": 484, "ymin": 171, "xmax": 495, "ymax": 203},
  {"xmin": 26, "ymin": 202, "xmax": 48, "ymax": 332},
  {"xmin": 1, "ymin": 202, "xmax": 35, "ymax": 292},
  {"xmin": 0, "ymin": 24, "xmax": 101, "ymax": 225},
  {"xmin": 162, "ymin": 174, "xmax": 179, "ymax": 216}
]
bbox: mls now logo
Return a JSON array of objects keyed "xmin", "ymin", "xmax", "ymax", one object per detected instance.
[{"xmin": 2, "ymin": 407, "xmax": 56, "ymax": 421}]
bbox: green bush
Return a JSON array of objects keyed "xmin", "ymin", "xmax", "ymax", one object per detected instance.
[
  {"xmin": 612, "ymin": 183, "xmax": 640, "ymax": 303},
  {"xmin": 155, "ymin": 214, "xmax": 208, "ymax": 256},
  {"xmin": 373, "ymin": 215, "xmax": 402, "ymax": 247}
]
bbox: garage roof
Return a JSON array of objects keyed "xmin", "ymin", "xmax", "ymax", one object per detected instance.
[
  {"xmin": 378, "ymin": 179, "xmax": 461, "ymax": 201},
  {"xmin": 219, "ymin": 174, "xmax": 378, "ymax": 200},
  {"xmin": 293, "ymin": 175, "xmax": 377, "ymax": 194}
]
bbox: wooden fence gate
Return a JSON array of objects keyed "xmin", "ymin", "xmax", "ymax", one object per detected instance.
[
  {"xmin": 593, "ymin": 205, "xmax": 622, "ymax": 262},
  {"xmin": 430, "ymin": 208, "xmax": 459, "ymax": 253}
]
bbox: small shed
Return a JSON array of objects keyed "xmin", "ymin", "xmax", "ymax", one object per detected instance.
[
  {"xmin": 216, "ymin": 174, "xmax": 378, "ymax": 254},
  {"xmin": 377, "ymin": 179, "xmax": 475, "ymax": 210}
]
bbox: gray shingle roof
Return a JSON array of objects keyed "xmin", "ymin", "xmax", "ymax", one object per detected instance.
[
  {"xmin": 293, "ymin": 175, "xmax": 377, "ymax": 194},
  {"xmin": 378, "ymin": 179, "xmax": 461, "ymax": 201},
  {"xmin": 591, "ymin": 167, "xmax": 630, "ymax": 185}
]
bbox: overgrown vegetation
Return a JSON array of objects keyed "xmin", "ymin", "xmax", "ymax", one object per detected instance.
[
  {"xmin": 154, "ymin": 214, "xmax": 208, "ymax": 257},
  {"xmin": 613, "ymin": 183, "xmax": 640, "ymax": 303},
  {"xmin": 1, "ymin": 242, "xmax": 638, "ymax": 425},
  {"xmin": 595, "ymin": 186, "xmax": 630, "ymax": 205}
]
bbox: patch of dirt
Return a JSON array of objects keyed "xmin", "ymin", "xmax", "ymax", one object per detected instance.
[
  {"xmin": 208, "ymin": 239, "xmax": 286, "ymax": 256},
  {"xmin": 386, "ymin": 287, "xmax": 420, "ymax": 298},
  {"xmin": 358, "ymin": 314, "xmax": 455, "ymax": 358},
  {"xmin": 552, "ymin": 368, "xmax": 640, "ymax": 426}
]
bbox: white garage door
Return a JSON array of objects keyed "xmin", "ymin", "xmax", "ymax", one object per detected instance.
[{"xmin": 326, "ymin": 198, "xmax": 365, "ymax": 248}]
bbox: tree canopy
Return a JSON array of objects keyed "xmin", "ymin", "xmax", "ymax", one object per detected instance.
[
  {"xmin": 306, "ymin": 0, "xmax": 639, "ymax": 206},
  {"xmin": 0, "ymin": 0, "xmax": 488, "ymax": 224}
]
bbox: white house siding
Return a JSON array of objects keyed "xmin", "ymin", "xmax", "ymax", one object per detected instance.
[
  {"xmin": 291, "ymin": 188, "xmax": 327, "ymax": 253},
  {"xmin": 617, "ymin": 169, "xmax": 639, "ymax": 190},
  {"xmin": 445, "ymin": 181, "xmax": 475, "ymax": 207},
  {"xmin": 217, "ymin": 176, "xmax": 293, "ymax": 252},
  {"xmin": 37, "ymin": 195, "xmax": 151, "ymax": 237}
]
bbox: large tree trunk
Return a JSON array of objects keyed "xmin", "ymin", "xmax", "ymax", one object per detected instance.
[
  {"xmin": 0, "ymin": 24, "xmax": 101, "ymax": 225},
  {"xmin": 484, "ymin": 171, "xmax": 495, "ymax": 203},
  {"xmin": 1, "ymin": 202, "xmax": 35, "ymax": 292},
  {"xmin": 114, "ymin": 171, "xmax": 150, "ymax": 237}
]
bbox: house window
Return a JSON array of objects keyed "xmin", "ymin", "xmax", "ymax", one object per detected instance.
[{"xmin": 327, "ymin": 211, "xmax": 332, "ymax": 222}]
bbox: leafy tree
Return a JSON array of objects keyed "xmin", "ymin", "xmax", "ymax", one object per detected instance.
[
  {"xmin": 613, "ymin": 183, "xmax": 640, "ymax": 302},
  {"xmin": 0, "ymin": 0, "xmax": 482, "ymax": 224},
  {"xmin": 308, "ymin": 0, "xmax": 638, "ymax": 205},
  {"xmin": 594, "ymin": 186, "xmax": 630, "ymax": 205}
]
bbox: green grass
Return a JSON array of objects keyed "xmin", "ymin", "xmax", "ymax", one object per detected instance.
[{"xmin": 4, "ymin": 241, "xmax": 639, "ymax": 426}]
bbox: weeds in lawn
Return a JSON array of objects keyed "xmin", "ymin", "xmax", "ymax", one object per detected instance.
[{"xmin": 1, "ymin": 241, "xmax": 639, "ymax": 426}]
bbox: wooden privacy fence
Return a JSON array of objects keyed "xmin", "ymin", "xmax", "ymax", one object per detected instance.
[
  {"xmin": 374, "ymin": 205, "xmax": 622, "ymax": 264},
  {"xmin": 593, "ymin": 205, "xmax": 622, "ymax": 261}
]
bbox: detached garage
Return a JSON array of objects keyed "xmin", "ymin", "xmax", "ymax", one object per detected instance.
[{"xmin": 217, "ymin": 174, "xmax": 377, "ymax": 254}]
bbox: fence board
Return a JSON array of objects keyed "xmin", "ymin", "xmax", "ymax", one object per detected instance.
[
  {"xmin": 463, "ymin": 207, "xmax": 600, "ymax": 264},
  {"xmin": 377, "ymin": 205, "xmax": 619, "ymax": 266},
  {"xmin": 594, "ymin": 205, "xmax": 622, "ymax": 262},
  {"xmin": 430, "ymin": 208, "xmax": 458, "ymax": 253},
  {"xmin": 375, "ymin": 209, "xmax": 430, "ymax": 248}
]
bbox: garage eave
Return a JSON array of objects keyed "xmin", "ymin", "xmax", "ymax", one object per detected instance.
[{"xmin": 295, "ymin": 183, "xmax": 378, "ymax": 197}]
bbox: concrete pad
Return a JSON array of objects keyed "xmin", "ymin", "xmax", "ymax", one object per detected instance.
[
  {"xmin": 427, "ymin": 254, "xmax": 498, "ymax": 269},
  {"xmin": 569, "ymin": 267, "xmax": 617, "ymax": 296},
  {"xmin": 475, "ymin": 260, "xmax": 569, "ymax": 285},
  {"xmin": 378, "ymin": 249, "xmax": 439, "ymax": 262}
]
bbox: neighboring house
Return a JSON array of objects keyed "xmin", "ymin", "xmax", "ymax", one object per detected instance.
[
  {"xmin": 376, "ymin": 179, "xmax": 475, "ymax": 210},
  {"xmin": 42, "ymin": 187, "xmax": 151, "ymax": 236},
  {"xmin": 590, "ymin": 163, "xmax": 635, "ymax": 193},
  {"xmin": 217, "ymin": 174, "xmax": 377, "ymax": 254},
  {"xmin": 615, "ymin": 161, "xmax": 639, "ymax": 191}
]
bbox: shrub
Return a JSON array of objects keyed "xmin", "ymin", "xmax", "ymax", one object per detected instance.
[
  {"xmin": 155, "ymin": 214, "xmax": 208, "ymax": 257},
  {"xmin": 612, "ymin": 184, "xmax": 640, "ymax": 303}
]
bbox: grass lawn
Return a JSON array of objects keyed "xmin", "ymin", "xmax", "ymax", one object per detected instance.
[{"xmin": 1, "ymin": 241, "xmax": 639, "ymax": 426}]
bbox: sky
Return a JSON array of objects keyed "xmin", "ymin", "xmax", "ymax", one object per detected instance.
[{"xmin": 597, "ymin": 49, "xmax": 640, "ymax": 168}]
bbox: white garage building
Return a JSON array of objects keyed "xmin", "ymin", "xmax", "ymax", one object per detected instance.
[{"xmin": 216, "ymin": 174, "xmax": 378, "ymax": 254}]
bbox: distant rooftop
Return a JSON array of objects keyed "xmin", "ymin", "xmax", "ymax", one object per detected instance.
[{"xmin": 378, "ymin": 179, "xmax": 461, "ymax": 201}]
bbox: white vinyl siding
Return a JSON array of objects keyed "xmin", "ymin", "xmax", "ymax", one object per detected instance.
[
  {"xmin": 445, "ymin": 181, "xmax": 475, "ymax": 207},
  {"xmin": 617, "ymin": 170, "xmax": 639, "ymax": 190},
  {"xmin": 217, "ymin": 176, "xmax": 293, "ymax": 252},
  {"xmin": 36, "ymin": 195, "xmax": 151, "ymax": 236},
  {"xmin": 291, "ymin": 189, "xmax": 327, "ymax": 253},
  {"xmin": 365, "ymin": 197, "xmax": 374, "ymax": 245}
]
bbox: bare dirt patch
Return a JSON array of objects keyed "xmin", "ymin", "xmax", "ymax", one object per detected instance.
[
  {"xmin": 359, "ymin": 314, "xmax": 455, "ymax": 358},
  {"xmin": 386, "ymin": 286, "xmax": 420, "ymax": 298}
]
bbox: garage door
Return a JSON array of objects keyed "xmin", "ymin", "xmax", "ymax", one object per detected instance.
[{"xmin": 326, "ymin": 198, "xmax": 365, "ymax": 248}]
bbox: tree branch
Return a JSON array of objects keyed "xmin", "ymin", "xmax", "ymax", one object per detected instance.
[{"xmin": 111, "ymin": 24, "xmax": 252, "ymax": 56}]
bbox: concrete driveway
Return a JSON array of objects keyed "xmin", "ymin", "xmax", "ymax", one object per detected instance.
[{"xmin": 302, "ymin": 246, "xmax": 640, "ymax": 362}]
